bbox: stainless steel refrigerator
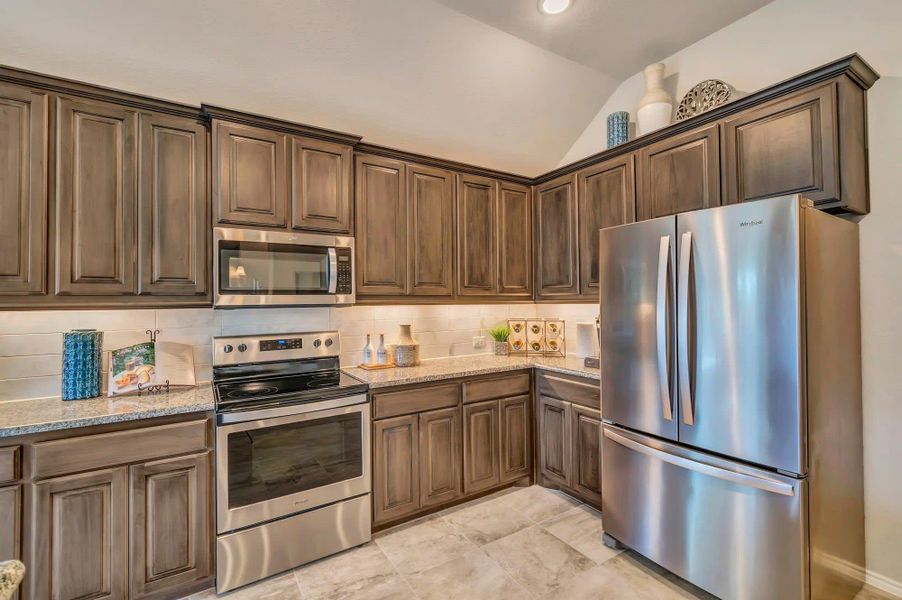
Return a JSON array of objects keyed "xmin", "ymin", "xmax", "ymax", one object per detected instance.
[{"xmin": 599, "ymin": 195, "xmax": 864, "ymax": 600}]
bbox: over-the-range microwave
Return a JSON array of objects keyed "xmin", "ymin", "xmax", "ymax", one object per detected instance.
[{"xmin": 213, "ymin": 227, "xmax": 354, "ymax": 307}]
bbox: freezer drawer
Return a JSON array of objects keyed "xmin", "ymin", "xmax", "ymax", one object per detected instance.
[{"xmin": 602, "ymin": 425, "xmax": 807, "ymax": 600}]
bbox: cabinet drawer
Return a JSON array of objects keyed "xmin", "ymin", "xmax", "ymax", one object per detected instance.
[
  {"xmin": 32, "ymin": 419, "xmax": 209, "ymax": 479},
  {"xmin": 373, "ymin": 384, "xmax": 459, "ymax": 419},
  {"xmin": 463, "ymin": 372, "xmax": 530, "ymax": 404},
  {"xmin": 0, "ymin": 446, "xmax": 20, "ymax": 483},
  {"xmin": 537, "ymin": 373, "xmax": 600, "ymax": 409}
]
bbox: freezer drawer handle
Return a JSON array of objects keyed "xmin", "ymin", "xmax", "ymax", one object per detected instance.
[
  {"xmin": 656, "ymin": 235, "xmax": 674, "ymax": 421},
  {"xmin": 603, "ymin": 428, "xmax": 796, "ymax": 497},
  {"xmin": 678, "ymin": 231, "xmax": 695, "ymax": 425}
]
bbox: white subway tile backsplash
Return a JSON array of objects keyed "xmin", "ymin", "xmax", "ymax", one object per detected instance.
[
  {"xmin": 0, "ymin": 311, "xmax": 76, "ymax": 334},
  {"xmin": 77, "ymin": 309, "xmax": 157, "ymax": 331},
  {"xmin": 0, "ymin": 355, "xmax": 61, "ymax": 379},
  {"xmin": 156, "ymin": 308, "xmax": 221, "ymax": 329},
  {"xmin": 0, "ymin": 333, "xmax": 63, "ymax": 357},
  {"xmin": 0, "ymin": 376, "xmax": 61, "ymax": 401}
]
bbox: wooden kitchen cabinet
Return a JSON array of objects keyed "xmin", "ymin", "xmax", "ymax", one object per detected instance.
[
  {"xmin": 637, "ymin": 123, "xmax": 721, "ymax": 220},
  {"xmin": 419, "ymin": 407, "xmax": 461, "ymax": 508},
  {"xmin": 290, "ymin": 136, "xmax": 352, "ymax": 233},
  {"xmin": 0, "ymin": 82, "xmax": 47, "ymax": 297},
  {"xmin": 462, "ymin": 399, "xmax": 501, "ymax": 494},
  {"xmin": 496, "ymin": 182, "xmax": 532, "ymax": 297},
  {"xmin": 213, "ymin": 120, "xmax": 288, "ymax": 227},
  {"xmin": 721, "ymin": 81, "xmax": 867, "ymax": 213},
  {"xmin": 0, "ymin": 484, "xmax": 21, "ymax": 562},
  {"xmin": 55, "ymin": 96, "xmax": 138, "ymax": 296},
  {"xmin": 355, "ymin": 154, "xmax": 408, "ymax": 296},
  {"xmin": 538, "ymin": 395, "xmax": 571, "ymax": 487},
  {"xmin": 31, "ymin": 467, "xmax": 130, "ymax": 600},
  {"xmin": 138, "ymin": 112, "xmax": 209, "ymax": 298},
  {"xmin": 570, "ymin": 404, "xmax": 602, "ymax": 505},
  {"xmin": 578, "ymin": 154, "xmax": 636, "ymax": 297},
  {"xmin": 129, "ymin": 452, "xmax": 212, "ymax": 599},
  {"xmin": 499, "ymin": 395, "xmax": 531, "ymax": 483},
  {"xmin": 535, "ymin": 174, "xmax": 579, "ymax": 299},
  {"xmin": 408, "ymin": 164, "xmax": 454, "ymax": 296},
  {"xmin": 373, "ymin": 414, "xmax": 420, "ymax": 524},
  {"xmin": 457, "ymin": 174, "xmax": 497, "ymax": 297}
]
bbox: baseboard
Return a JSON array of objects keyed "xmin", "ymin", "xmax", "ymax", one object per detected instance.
[{"xmin": 866, "ymin": 569, "xmax": 902, "ymax": 599}]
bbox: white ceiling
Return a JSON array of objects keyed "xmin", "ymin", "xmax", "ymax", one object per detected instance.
[
  {"xmin": 0, "ymin": 0, "xmax": 767, "ymax": 175},
  {"xmin": 437, "ymin": 0, "xmax": 773, "ymax": 79}
]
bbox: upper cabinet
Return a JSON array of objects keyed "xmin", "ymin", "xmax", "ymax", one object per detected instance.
[
  {"xmin": 0, "ymin": 82, "xmax": 48, "ymax": 297},
  {"xmin": 535, "ymin": 174, "xmax": 579, "ymax": 299},
  {"xmin": 290, "ymin": 137, "xmax": 352, "ymax": 233},
  {"xmin": 636, "ymin": 123, "xmax": 721, "ymax": 220},
  {"xmin": 55, "ymin": 96, "xmax": 139, "ymax": 296},
  {"xmin": 213, "ymin": 121, "xmax": 288, "ymax": 227},
  {"xmin": 496, "ymin": 182, "xmax": 532, "ymax": 297},
  {"xmin": 457, "ymin": 174, "xmax": 497, "ymax": 297},
  {"xmin": 408, "ymin": 164, "xmax": 454, "ymax": 296},
  {"xmin": 577, "ymin": 155, "xmax": 636, "ymax": 297}
]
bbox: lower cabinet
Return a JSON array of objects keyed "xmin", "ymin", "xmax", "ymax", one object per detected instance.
[
  {"xmin": 373, "ymin": 415, "xmax": 421, "ymax": 524},
  {"xmin": 0, "ymin": 485, "xmax": 22, "ymax": 600},
  {"xmin": 462, "ymin": 400, "xmax": 501, "ymax": 493},
  {"xmin": 129, "ymin": 452, "xmax": 211, "ymax": 599},
  {"xmin": 537, "ymin": 376, "xmax": 602, "ymax": 506},
  {"xmin": 499, "ymin": 395, "xmax": 531, "ymax": 483},
  {"xmin": 419, "ymin": 408, "xmax": 461, "ymax": 508}
]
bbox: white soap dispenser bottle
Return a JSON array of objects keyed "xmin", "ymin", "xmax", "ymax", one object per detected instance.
[
  {"xmin": 363, "ymin": 334, "xmax": 375, "ymax": 366},
  {"xmin": 376, "ymin": 333, "xmax": 389, "ymax": 365}
]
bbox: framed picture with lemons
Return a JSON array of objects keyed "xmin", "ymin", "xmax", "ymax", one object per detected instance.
[{"xmin": 108, "ymin": 340, "xmax": 195, "ymax": 396}]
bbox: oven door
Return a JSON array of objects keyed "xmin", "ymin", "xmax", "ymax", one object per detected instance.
[
  {"xmin": 214, "ymin": 227, "xmax": 354, "ymax": 307},
  {"xmin": 215, "ymin": 395, "xmax": 370, "ymax": 534}
]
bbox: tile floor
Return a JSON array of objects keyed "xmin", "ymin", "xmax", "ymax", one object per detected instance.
[{"xmin": 185, "ymin": 485, "xmax": 896, "ymax": 600}]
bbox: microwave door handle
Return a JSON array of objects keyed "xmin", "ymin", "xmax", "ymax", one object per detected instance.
[
  {"xmin": 656, "ymin": 235, "xmax": 673, "ymax": 421},
  {"xmin": 328, "ymin": 248, "xmax": 338, "ymax": 293}
]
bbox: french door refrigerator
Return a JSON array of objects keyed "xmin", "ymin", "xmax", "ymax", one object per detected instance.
[{"xmin": 599, "ymin": 195, "xmax": 864, "ymax": 600}]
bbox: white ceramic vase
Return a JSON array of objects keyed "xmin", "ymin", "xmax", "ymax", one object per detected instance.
[
  {"xmin": 394, "ymin": 324, "xmax": 420, "ymax": 367},
  {"xmin": 637, "ymin": 63, "xmax": 673, "ymax": 136}
]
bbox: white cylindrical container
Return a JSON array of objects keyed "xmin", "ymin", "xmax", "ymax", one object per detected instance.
[
  {"xmin": 376, "ymin": 333, "xmax": 389, "ymax": 365},
  {"xmin": 362, "ymin": 334, "xmax": 375, "ymax": 365},
  {"xmin": 637, "ymin": 63, "xmax": 673, "ymax": 136}
]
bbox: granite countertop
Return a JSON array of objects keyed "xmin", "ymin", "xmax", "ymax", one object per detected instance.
[
  {"xmin": 343, "ymin": 354, "xmax": 599, "ymax": 389},
  {"xmin": 0, "ymin": 385, "xmax": 215, "ymax": 438}
]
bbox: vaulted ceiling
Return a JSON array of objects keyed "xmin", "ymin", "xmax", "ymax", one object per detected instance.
[{"xmin": 0, "ymin": 0, "xmax": 769, "ymax": 175}]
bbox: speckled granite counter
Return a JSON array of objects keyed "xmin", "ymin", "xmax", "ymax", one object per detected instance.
[
  {"xmin": 0, "ymin": 385, "xmax": 215, "ymax": 438},
  {"xmin": 343, "ymin": 355, "xmax": 599, "ymax": 389}
]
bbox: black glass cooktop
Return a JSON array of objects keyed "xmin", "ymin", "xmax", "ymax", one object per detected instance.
[{"xmin": 215, "ymin": 370, "xmax": 368, "ymax": 411}]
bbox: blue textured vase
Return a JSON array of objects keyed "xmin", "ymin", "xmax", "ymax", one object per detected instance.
[
  {"xmin": 61, "ymin": 329, "xmax": 103, "ymax": 400},
  {"xmin": 607, "ymin": 111, "xmax": 630, "ymax": 148}
]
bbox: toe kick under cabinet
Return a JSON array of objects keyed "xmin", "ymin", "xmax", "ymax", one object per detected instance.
[{"xmin": 3, "ymin": 414, "xmax": 214, "ymax": 600}]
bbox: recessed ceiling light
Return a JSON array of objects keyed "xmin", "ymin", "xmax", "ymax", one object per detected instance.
[{"xmin": 539, "ymin": 0, "xmax": 571, "ymax": 15}]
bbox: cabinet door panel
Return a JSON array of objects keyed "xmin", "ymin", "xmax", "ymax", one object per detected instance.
[
  {"xmin": 535, "ymin": 174, "xmax": 579, "ymax": 298},
  {"xmin": 56, "ymin": 97, "xmax": 137, "ymax": 295},
  {"xmin": 539, "ymin": 395, "xmax": 570, "ymax": 487},
  {"xmin": 497, "ymin": 182, "xmax": 532, "ymax": 297},
  {"xmin": 0, "ymin": 484, "xmax": 21, "ymax": 563},
  {"xmin": 31, "ymin": 468, "xmax": 128, "ymax": 600},
  {"xmin": 373, "ymin": 415, "xmax": 419, "ymax": 524},
  {"xmin": 409, "ymin": 164, "xmax": 454, "ymax": 296},
  {"xmin": 290, "ymin": 137, "xmax": 352, "ymax": 233},
  {"xmin": 419, "ymin": 407, "xmax": 461, "ymax": 507},
  {"xmin": 570, "ymin": 404, "xmax": 602, "ymax": 505},
  {"xmin": 129, "ymin": 452, "xmax": 212, "ymax": 599},
  {"xmin": 457, "ymin": 174, "xmax": 497, "ymax": 296},
  {"xmin": 500, "ymin": 395, "xmax": 531, "ymax": 483},
  {"xmin": 355, "ymin": 155, "xmax": 408, "ymax": 295},
  {"xmin": 0, "ymin": 83, "xmax": 47, "ymax": 296},
  {"xmin": 463, "ymin": 400, "xmax": 500, "ymax": 493},
  {"xmin": 214, "ymin": 121, "xmax": 287, "ymax": 227},
  {"xmin": 637, "ymin": 124, "xmax": 720, "ymax": 220},
  {"xmin": 138, "ymin": 113, "xmax": 208, "ymax": 297},
  {"xmin": 723, "ymin": 84, "xmax": 837, "ymax": 206},
  {"xmin": 578, "ymin": 154, "xmax": 635, "ymax": 296}
]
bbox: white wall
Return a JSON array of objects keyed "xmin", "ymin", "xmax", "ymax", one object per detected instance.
[
  {"xmin": 558, "ymin": 0, "xmax": 902, "ymax": 592},
  {"xmin": 0, "ymin": 303, "xmax": 598, "ymax": 402}
]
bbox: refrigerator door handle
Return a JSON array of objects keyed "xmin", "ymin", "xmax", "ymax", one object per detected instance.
[
  {"xmin": 603, "ymin": 428, "xmax": 796, "ymax": 497},
  {"xmin": 678, "ymin": 231, "xmax": 695, "ymax": 425},
  {"xmin": 656, "ymin": 235, "xmax": 673, "ymax": 421}
]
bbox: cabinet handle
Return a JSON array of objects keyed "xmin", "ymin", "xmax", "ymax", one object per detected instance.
[{"xmin": 656, "ymin": 235, "xmax": 673, "ymax": 421}]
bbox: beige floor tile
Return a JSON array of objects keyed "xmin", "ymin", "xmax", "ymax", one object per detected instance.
[
  {"xmin": 605, "ymin": 553, "xmax": 716, "ymax": 599},
  {"xmin": 483, "ymin": 525, "xmax": 595, "ymax": 596},
  {"xmin": 539, "ymin": 504, "xmax": 605, "ymax": 543},
  {"xmin": 499, "ymin": 485, "xmax": 582, "ymax": 523},
  {"xmin": 442, "ymin": 495, "xmax": 533, "ymax": 545},
  {"xmin": 294, "ymin": 542, "xmax": 405, "ymax": 600},
  {"xmin": 375, "ymin": 515, "xmax": 479, "ymax": 575},
  {"xmin": 190, "ymin": 571, "xmax": 302, "ymax": 599},
  {"xmin": 404, "ymin": 549, "xmax": 531, "ymax": 600}
]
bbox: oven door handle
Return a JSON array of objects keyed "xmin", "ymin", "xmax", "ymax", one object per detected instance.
[{"xmin": 217, "ymin": 394, "xmax": 368, "ymax": 428}]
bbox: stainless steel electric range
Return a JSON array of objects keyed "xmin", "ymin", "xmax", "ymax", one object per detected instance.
[{"xmin": 212, "ymin": 331, "xmax": 370, "ymax": 593}]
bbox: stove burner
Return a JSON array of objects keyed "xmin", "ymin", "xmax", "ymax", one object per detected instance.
[{"xmin": 225, "ymin": 384, "xmax": 280, "ymax": 399}]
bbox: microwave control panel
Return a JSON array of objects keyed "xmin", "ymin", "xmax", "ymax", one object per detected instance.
[{"xmin": 336, "ymin": 248, "xmax": 353, "ymax": 294}]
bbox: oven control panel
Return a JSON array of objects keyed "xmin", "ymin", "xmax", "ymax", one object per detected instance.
[{"xmin": 213, "ymin": 331, "xmax": 340, "ymax": 366}]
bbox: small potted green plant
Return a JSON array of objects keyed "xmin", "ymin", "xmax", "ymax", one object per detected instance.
[{"xmin": 488, "ymin": 326, "xmax": 511, "ymax": 356}]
